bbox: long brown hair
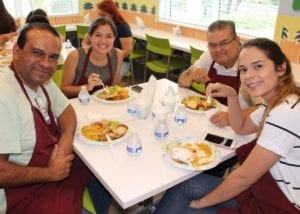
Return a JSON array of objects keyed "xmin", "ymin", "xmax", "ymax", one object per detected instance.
[
  {"xmin": 97, "ymin": 0, "xmax": 127, "ymax": 24},
  {"xmin": 241, "ymin": 38, "xmax": 299, "ymax": 136},
  {"xmin": 0, "ymin": 0, "xmax": 17, "ymax": 34}
]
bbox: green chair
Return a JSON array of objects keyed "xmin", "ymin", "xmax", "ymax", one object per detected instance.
[
  {"xmin": 190, "ymin": 45, "xmax": 203, "ymax": 64},
  {"xmin": 54, "ymin": 25, "xmax": 66, "ymax": 41},
  {"xmin": 83, "ymin": 188, "xmax": 96, "ymax": 214},
  {"xmin": 144, "ymin": 34, "xmax": 189, "ymax": 81},
  {"xmin": 52, "ymin": 64, "xmax": 63, "ymax": 87},
  {"xmin": 190, "ymin": 46, "xmax": 205, "ymax": 94},
  {"xmin": 128, "ymin": 39, "xmax": 147, "ymax": 84},
  {"xmin": 76, "ymin": 25, "xmax": 89, "ymax": 47}
]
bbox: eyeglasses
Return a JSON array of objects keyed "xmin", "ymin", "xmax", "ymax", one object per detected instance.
[{"xmin": 207, "ymin": 37, "xmax": 236, "ymax": 50}]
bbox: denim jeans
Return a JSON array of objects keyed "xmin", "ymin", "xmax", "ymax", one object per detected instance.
[
  {"xmin": 155, "ymin": 173, "xmax": 239, "ymax": 214},
  {"xmin": 87, "ymin": 176, "xmax": 112, "ymax": 214}
]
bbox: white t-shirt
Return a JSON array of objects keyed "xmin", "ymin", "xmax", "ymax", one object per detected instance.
[
  {"xmin": 0, "ymin": 66, "xmax": 69, "ymax": 213},
  {"xmin": 192, "ymin": 50, "xmax": 262, "ymax": 108},
  {"xmin": 251, "ymin": 94, "xmax": 300, "ymax": 209}
]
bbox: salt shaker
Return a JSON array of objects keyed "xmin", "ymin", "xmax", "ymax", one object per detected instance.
[{"xmin": 127, "ymin": 132, "xmax": 142, "ymax": 156}]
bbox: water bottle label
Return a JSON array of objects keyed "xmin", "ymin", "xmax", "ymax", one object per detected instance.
[
  {"xmin": 127, "ymin": 146, "xmax": 142, "ymax": 155},
  {"xmin": 174, "ymin": 116, "xmax": 187, "ymax": 124},
  {"xmin": 154, "ymin": 131, "xmax": 169, "ymax": 139},
  {"xmin": 127, "ymin": 107, "xmax": 137, "ymax": 115},
  {"xmin": 79, "ymin": 97, "xmax": 90, "ymax": 104}
]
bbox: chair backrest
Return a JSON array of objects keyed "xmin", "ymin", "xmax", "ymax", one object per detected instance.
[
  {"xmin": 146, "ymin": 34, "xmax": 172, "ymax": 56},
  {"xmin": 52, "ymin": 64, "xmax": 63, "ymax": 87},
  {"xmin": 190, "ymin": 45, "xmax": 204, "ymax": 64},
  {"xmin": 76, "ymin": 25, "xmax": 89, "ymax": 40},
  {"xmin": 54, "ymin": 25, "xmax": 66, "ymax": 41}
]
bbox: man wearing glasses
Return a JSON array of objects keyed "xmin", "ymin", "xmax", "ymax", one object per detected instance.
[{"xmin": 179, "ymin": 20, "xmax": 259, "ymax": 127}]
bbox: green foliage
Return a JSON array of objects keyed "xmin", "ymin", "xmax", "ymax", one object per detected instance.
[
  {"xmin": 122, "ymin": 2, "xmax": 128, "ymax": 10},
  {"xmin": 281, "ymin": 26, "xmax": 288, "ymax": 40},
  {"xmin": 131, "ymin": 4, "xmax": 137, "ymax": 12},
  {"xmin": 83, "ymin": 2, "xmax": 93, "ymax": 10},
  {"xmin": 293, "ymin": 0, "xmax": 300, "ymax": 10},
  {"xmin": 140, "ymin": 5, "xmax": 147, "ymax": 13},
  {"xmin": 151, "ymin": 6, "xmax": 155, "ymax": 15}
]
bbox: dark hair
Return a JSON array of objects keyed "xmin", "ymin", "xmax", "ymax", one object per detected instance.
[
  {"xmin": 241, "ymin": 38, "xmax": 299, "ymax": 136},
  {"xmin": 27, "ymin": 15, "xmax": 50, "ymax": 24},
  {"xmin": 0, "ymin": 0, "xmax": 17, "ymax": 34},
  {"xmin": 97, "ymin": 0, "xmax": 127, "ymax": 24},
  {"xmin": 17, "ymin": 22, "xmax": 60, "ymax": 49},
  {"xmin": 208, "ymin": 20, "xmax": 236, "ymax": 37},
  {"xmin": 89, "ymin": 16, "xmax": 117, "ymax": 37},
  {"xmin": 25, "ymin": 8, "xmax": 48, "ymax": 23}
]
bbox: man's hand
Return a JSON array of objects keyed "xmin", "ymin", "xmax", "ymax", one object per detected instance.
[
  {"xmin": 190, "ymin": 66, "xmax": 210, "ymax": 83},
  {"xmin": 47, "ymin": 145, "xmax": 74, "ymax": 181}
]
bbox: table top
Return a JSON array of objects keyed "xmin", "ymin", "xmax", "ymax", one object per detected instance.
[{"xmin": 72, "ymin": 78, "xmax": 254, "ymax": 209}]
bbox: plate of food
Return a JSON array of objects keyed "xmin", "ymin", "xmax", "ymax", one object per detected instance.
[
  {"xmin": 181, "ymin": 95, "xmax": 219, "ymax": 114},
  {"xmin": 78, "ymin": 119, "xmax": 130, "ymax": 145},
  {"xmin": 93, "ymin": 85, "xmax": 130, "ymax": 103},
  {"xmin": 162, "ymin": 137, "xmax": 221, "ymax": 171}
]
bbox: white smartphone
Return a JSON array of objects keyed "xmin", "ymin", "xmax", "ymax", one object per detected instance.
[{"xmin": 203, "ymin": 133, "xmax": 237, "ymax": 150}]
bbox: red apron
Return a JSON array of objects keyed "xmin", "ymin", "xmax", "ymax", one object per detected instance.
[
  {"xmin": 218, "ymin": 139, "xmax": 299, "ymax": 214},
  {"xmin": 5, "ymin": 67, "xmax": 91, "ymax": 214},
  {"xmin": 207, "ymin": 62, "xmax": 240, "ymax": 106},
  {"xmin": 77, "ymin": 48, "xmax": 113, "ymax": 95}
]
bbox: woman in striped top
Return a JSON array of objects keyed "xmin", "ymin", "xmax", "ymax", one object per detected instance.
[{"xmin": 155, "ymin": 38, "xmax": 300, "ymax": 213}]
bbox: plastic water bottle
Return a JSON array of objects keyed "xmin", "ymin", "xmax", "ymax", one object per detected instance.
[
  {"xmin": 174, "ymin": 105, "xmax": 187, "ymax": 125},
  {"xmin": 162, "ymin": 86, "xmax": 176, "ymax": 114},
  {"xmin": 127, "ymin": 132, "xmax": 142, "ymax": 156},
  {"xmin": 154, "ymin": 118, "xmax": 169, "ymax": 141},
  {"xmin": 65, "ymin": 39, "xmax": 72, "ymax": 49},
  {"xmin": 127, "ymin": 98, "xmax": 137, "ymax": 117},
  {"xmin": 78, "ymin": 86, "xmax": 90, "ymax": 104}
]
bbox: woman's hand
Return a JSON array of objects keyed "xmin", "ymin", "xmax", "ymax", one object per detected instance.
[
  {"xmin": 87, "ymin": 73, "xmax": 101, "ymax": 91},
  {"xmin": 209, "ymin": 111, "xmax": 230, "ymax": 127}
]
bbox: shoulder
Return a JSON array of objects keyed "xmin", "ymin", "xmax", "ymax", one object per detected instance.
[{"xmin": 116, "ymin": 23, "xmax": 132, "ymax": 37}]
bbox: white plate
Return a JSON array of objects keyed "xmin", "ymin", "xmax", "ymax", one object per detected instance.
[
  {"xmin": 181, "ymin": 95, "xmax": 219, "ymax": 114},
  {"xmin": 77, "ymin": 119, "xmax": 130, "ymax": 145},
  {"xmin": 162, "ymin": 137, "xmax": 221, "ymax": 171},
  {"xmin": 93, "ymin": 88, "xmax": 130, "ymax": 104}
]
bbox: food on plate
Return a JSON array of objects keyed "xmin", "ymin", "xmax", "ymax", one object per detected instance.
[
  {"xmin": 97, "ymin": 85, "xmax": 129, "ymax": 101},
  {"xmin": 181, "ymin": 95, "xmax": 217, "ymax": 111},
  {"xmin": 81, "ymin": 119, "xmax": 128, "ymax": 143},
  {"xmin": 1, "ymin": 59, "xmax": 11, "ymax": 65},
  {"xmin": 0, "ymin": 50, "xmax": 10, "ymax": 57},
  {"xmin": 168, "ymin": 142, "xmax": 215, "ymax": 167}
]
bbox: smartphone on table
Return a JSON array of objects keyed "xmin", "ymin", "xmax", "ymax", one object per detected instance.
[
  {"xmin": 203, "ymin": 133, "xmax": 237, "ymax": 150},
  {"xmin": 131, "ymin": 85, "xmax": 143, "ymax": 93}
]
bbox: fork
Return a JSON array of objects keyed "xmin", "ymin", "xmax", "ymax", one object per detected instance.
[{"xmin": 100, "ymin": 81, "xmax": 110, "ymax": 93}]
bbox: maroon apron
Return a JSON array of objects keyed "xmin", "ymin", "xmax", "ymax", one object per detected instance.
[
  {"xmin": 77, "ymin": 47, "xmax": 113, "ymax": 94},
  {"xmin": 218, "ymin": 139, "xmax": 299, "ymax": 214},
  {"xmin": 207, "ymin": 62, "xmax": 240, "ymax": 106},
  {"xmin": 5, "ymin": 67, "xmax": 91, "ymax": 214}
]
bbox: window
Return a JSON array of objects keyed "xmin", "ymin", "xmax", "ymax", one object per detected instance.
[
  {"xmin": 159, "ymin": 0, "xmax": 280, "ymax": 38},
  {"xmin": 3, "ymin": 0, "xmax": 78, "ymax": 18}
]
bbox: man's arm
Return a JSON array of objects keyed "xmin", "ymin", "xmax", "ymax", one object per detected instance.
[
  {"xmin": 56, "ymin": 105, "xmax": 77, "ymax": 157},
  {"xmin": 0, "ymin": 145, "xmax": 74, "ymax": 187}
]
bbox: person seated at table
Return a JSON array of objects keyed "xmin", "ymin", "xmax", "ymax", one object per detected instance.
[
  {"xmin": 0, "ymin": 0, "xmax": 17, "ymax": 43},
  {"xmin": 0, "ymin": 22, "xmax": 92, "ymax": 213},
  {"xmin": 179, "ymin": 20, "xmax": 261, "ymax": 128},
  {"xmin": 155, "ymin": 38, "xmax": 300, "ymax": 213},
  {"xmin": 61, "ymin": 16, "xmax": 123, "ymax": 98},
  {"xmin": 82, "ymin": 0, "xmax": 133, "ymax": 77}
]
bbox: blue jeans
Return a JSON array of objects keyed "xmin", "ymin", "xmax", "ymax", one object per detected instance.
[
  {"xmin": 87, "ymin": 176, "xmax": 112, "ymax": 214},
  {"xmin": 155, "ymin": 173, "xmax": 239, "ymax": 214}
]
